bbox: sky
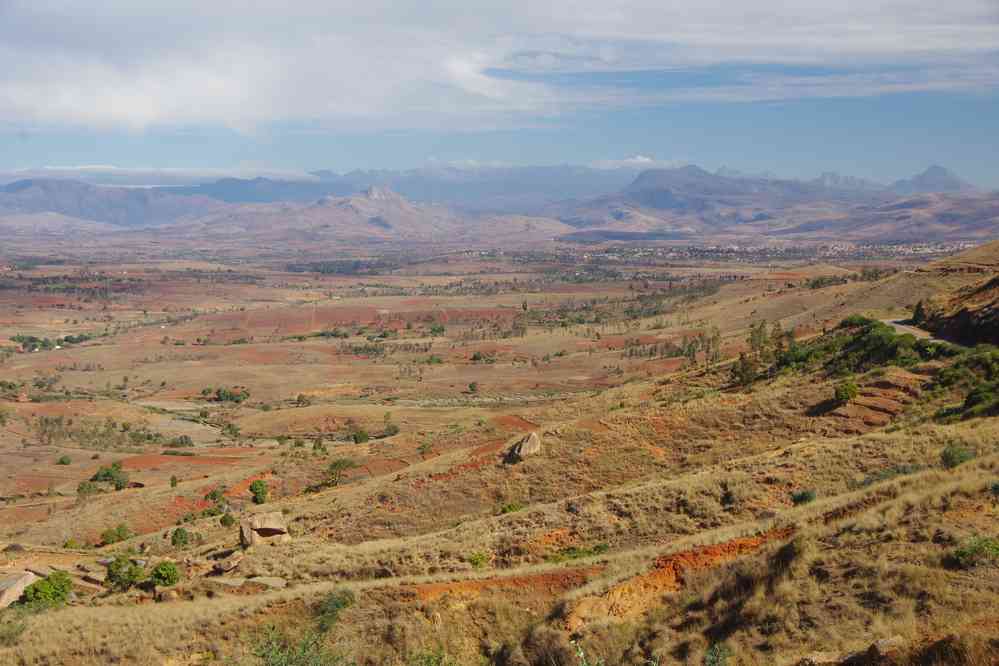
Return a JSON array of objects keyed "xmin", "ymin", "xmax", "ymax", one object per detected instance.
[{"xmin": 1, "ymin": 1, "xmax": 998, "ymax": 186}]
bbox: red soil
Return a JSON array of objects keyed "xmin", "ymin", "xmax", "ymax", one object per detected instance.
[{"xmin": 405, "ymin": 565, "xmax": 604, "ymax": 602}]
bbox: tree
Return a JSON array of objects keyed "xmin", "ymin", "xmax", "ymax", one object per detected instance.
[
  {"xmin": 149, "ymin": 562, "xmax": 180, "ymax": 587},
  {"xmin": 730, "ymin": 353, "xmax": 758, "ymax": 387},
  {"xmin": 467, "ymin": 382, "xmax": 479, "ymax": 393},
  {"xmin": 91, "ymin": 462, "xmax": 129, "ymax": 491},
  {"xmin": 327, "ymin": 458, "xmax": 357, "ymax": 486},
  {"xmin": 106, "ymin": 554, "xmax": 144, "ymax": 592},
  {"xmin": 249, "ymin": 479, "xmax": 269, "ymax": 504},
  {"xmin": 171, "ymin": 527, "xmax": 190, "ymax": 548},
  {"xmin": 170, "ymin": 475, "xmax": 178, "ymax": 488},
  {"xmin": 22, "ymin": 571, "xmax": 73, "ymax": 606}
]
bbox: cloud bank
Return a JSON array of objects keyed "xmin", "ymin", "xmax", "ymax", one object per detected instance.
[{"xmin": 0, "ymin": 1, "xmax": 996, "ymax": 132}]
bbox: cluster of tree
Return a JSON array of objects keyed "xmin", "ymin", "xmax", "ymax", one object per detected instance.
[
  {"xmin": 202, "ymin": 386, "xmax": 250, "ymax": 403},
  {"xmin": 731, "ymin": 320, "xmax": 791, "ymax": 386}
]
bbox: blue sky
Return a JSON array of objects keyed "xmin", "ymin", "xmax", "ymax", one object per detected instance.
[{"xmin": 1, "ymin": 1, "xmax": 998, "ymax": 186}]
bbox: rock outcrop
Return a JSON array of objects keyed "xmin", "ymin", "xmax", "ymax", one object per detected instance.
[
  {"xmin": 504, "ymin": 432, "xmax": 542, "ymax": 464},
  {"xmin": 239, "ymin": 512, "xmax": 292, "ymax": 548},
  {"xmin": 0, "ymin": 571, "xmax": 39, "ymax": 609}
]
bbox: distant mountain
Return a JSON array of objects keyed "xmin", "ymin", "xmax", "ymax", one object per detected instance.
[
  {"xmin": 162, "ymin": 177, "xmax": 354, "ymax": 203},
  {"xmin": 811, "ymin": 172, "xmax": 884, "ymax": 191},
  {"xmin": 892, "ymin": 166, "xmax": 976, "ymax": 195},
  {"xmin": 0, "ymin": 179, "xmax": 219, "ymax": 226},
  {"xmin": 311, "ymin": 165, "xmax": 641, "ymax": 212}
]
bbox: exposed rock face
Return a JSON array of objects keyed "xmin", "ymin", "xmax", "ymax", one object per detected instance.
[
  {"xmin": 504, "ymin": 432, "xmax": 542, "ymax": 464},
  {"xmin": 239, "ymin": 512, "xmax": 292, "ymax": 548},
  {"xmin": 0, "ymin": 571, "xmax": 39, "ymax": 609},
  {"xmin": 212, "ymin": 552, "xmax": 244, "ymax": 574}
]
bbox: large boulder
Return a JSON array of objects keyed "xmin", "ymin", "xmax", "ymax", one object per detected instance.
[
  {"xmin": 239, "ymin": 512, "xmax": 292, "ymax": 548},
  {"xmin": 0, "ymin": 571, "xmax": 39, "ymax": 609},
  {"xmin": 504, "ymin": 432, "xmax": 542, "ymax": 464}
]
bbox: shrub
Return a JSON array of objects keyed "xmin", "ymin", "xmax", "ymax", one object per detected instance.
[
  {"xmin": 253, "ymin": 627, "xmax": 346, "ymax": 666},
  {"xmin": 76, "ymin": 480, "xmax": 100, "ymax": 497},
  {"xmin": 382, "ymin": 422, "xmax": 400, "ymax": 437},
  {"xmin": 315, "ymin": 589, "xmax": 355, "ymax": 632},
  {"xmin": 91, "ymin": 462, "xmax": 129, "ymax": 491},
  {"xmin": 351, "ymin": 429, "xmax": 369, "ymax": 444},
  {"xmin": 220, "ymin": 513, "xmax": 236, "ymax": 528},
  {"xmin": 991, "ymin": 482, "xmax": 999, "ymax": 498},
  {"xmin": 171, "ymin": 527, "xmax": 190, "ymax": 548},
  {"xmin": 941, "ymin": 442, "xmax": 975, "ymax": 469},
  {"xmin": 106, "ymin": 554, "xmax": 144, "ymax": 591},
  {"xmin": 791, "ymin": 489, "xmax": 817, "ymax": 505},
  {"xmin": 327, "ymin": 458, "xmax": 357, "ymax": 486},
  {"xmin": 833, "ymin": 379, "xmax": 859, "ymax": 404},
  {"xmin": 467, "ymin": 382, "xmax": 479, "ymax": 393},
  {"xmin": 0, "ymin": 614, "xmax": 26, "ymax": 647},
  {"xmin": 949, "ymin": 537, "xmax": 999, "ymax": 569},
  {"xmin": 149, "ymin": 561, "xmax": 180, "ymax": 587},
  {"xmin": 468, "ymin": 552, "xmax": 488, "ymax": 569},
  {"xmin": 547, "ymin": 543, "xmax": 610, "ymax": 563},
  {"xmin": 249, "ymin": 479, "xmax": 269, "ymax": 504},
  {"xmin": 21, "ymin": 571, "xmax": 72, "ymax": 606},
  {"xmin": 499, "ymin": 502, "xmax": 525, "ymax": 514},
  {"xmin": 55, "ymin": 455, "xmax": 71, "ymax": 465},
  {"xmin": 170, "ymin": 475, "xmax": 178, "ymax": 488},
  {"xmin": 100, "ymin": 523, "xmax": 133, "ymax": 545}
]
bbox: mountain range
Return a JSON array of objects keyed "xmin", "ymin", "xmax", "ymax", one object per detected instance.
[{"xmin": 0, "ymin": 164, "xmax": 995, "ymax": 252}]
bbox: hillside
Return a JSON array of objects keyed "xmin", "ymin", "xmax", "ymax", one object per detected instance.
[
  {"xmin": 0, "ymin": 247, "xmax": 997, "ymax": 664},
  {"xmin": 914, "ymin": 241, "xmax": 999, "ymax": 345}
]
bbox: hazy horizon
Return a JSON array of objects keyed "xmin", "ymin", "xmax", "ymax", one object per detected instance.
[{"xmin": 1, "ymin": 2, "xmax": 998, "ymax": 186}]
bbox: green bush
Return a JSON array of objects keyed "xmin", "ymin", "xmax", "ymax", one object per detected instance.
[
  {"xmin": 351, "ymin": 429, "xmax": 369, "ymax": 444},
  {"xmin": 170, "ymin": 475, "xmax": 178, "ymax": 488},
  {"xmin": 791, "ymin": 489, "xmax": 817, "ymax": 505},
  {"xmin": 91, "ymin": 462, "xmax": 129, "ymax": 491},
  {"xmin": 220, "ymin": 513, "xmax": 236, "ymax": 528},
  {"xmin": 949, "ymin": 537, "xmax": 999, "ymax": 569},
  {"xmin": 315, "ymin": 589, "xmax": 355, "ymax": 632},
  {"xmin": 21, "ymin": 571, "xmax": 72, "ymax": 606},
  {"xmin": 468, "ymin": 552, "xmax": 488, "ymax": 569},
  {"xmin": 100, "ymin": 523, "xmax": 133, "ymax": 545},
  {"xmin": 171, "ymin": 527, "xmax": 190, "ymax": 548},
  {"xmin": 834, "ymin": 380, "xmax": 859, "ymax": 404},
  {"xmin": 941, "ymin": 443, "xmax": 975, "ymax": 469},
  {"xmin": 106, "ymin": 554, "xmax": 145, "ymax": 591},
  {"xmin": 249, "ymin": 479, "xmax": 269, "ymax": 504},
  {"xmin": 55, "ymin": 455, "xmax": 71, "ymax": 465},
  {"xmin": 499, "ymin": 502, "xmax": 525, "ymax": 514},
  {"xmin": 149, "ymin": 561, "xmax": 180, "ymax": 587}
]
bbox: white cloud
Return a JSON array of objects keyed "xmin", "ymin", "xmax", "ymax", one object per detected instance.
[
  {"xmin": 0, "ymin": 1, "xmax": 996, "ymax": 131},
  {"xmin": 590, "ymin": 156, "xmax": 687, "ymax": 170}
]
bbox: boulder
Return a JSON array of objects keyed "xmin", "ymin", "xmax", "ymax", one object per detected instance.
[
  {"xmin": 156, "ymin": 589, "xmax": 180, "ymax": 603},
  {"xmin": 240, "ymin": 512, "xmax": 292, "ymax": 548},
  {"xmin": 0, "ymin": 571, "xmax": 39, "ymax": 609},
  {"xmin": 504, "ymin": 432, "xmax": 542, "ymax": 464}
]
